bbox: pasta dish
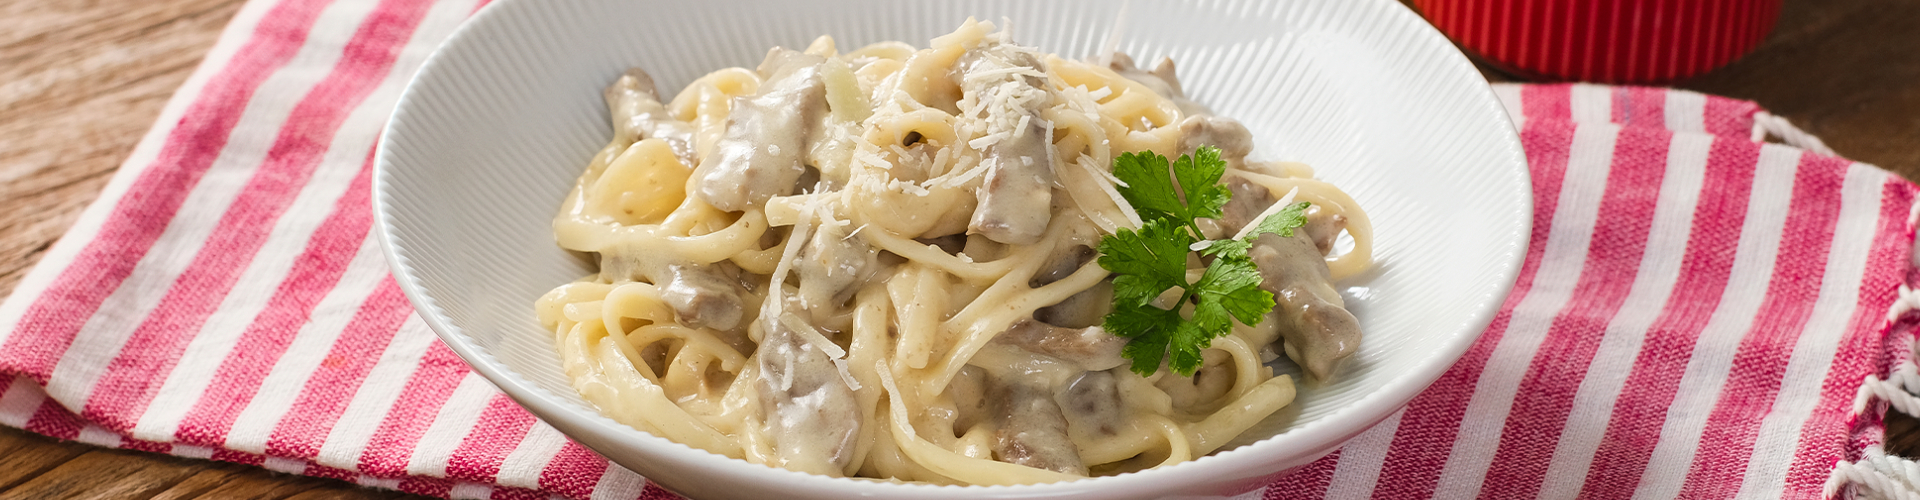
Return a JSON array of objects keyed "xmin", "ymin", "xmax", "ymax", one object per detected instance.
[{"xmin": 535, "ymin": 19, "xmax": 1372, "ymax": 485}]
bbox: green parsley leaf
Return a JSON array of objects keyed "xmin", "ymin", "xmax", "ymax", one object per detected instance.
[
  {"xmin": 1113, "ymin": 146, "xmax": 1232, "ymax": 235},
  {"xmin": 1111, "ymin": 150, "xmax": 1182, "ymax": 223},
  {"xmin": 1096, "ymin": 219, "xmax": 1188, "ymax": 300},
  {"xmin": 1171, "ymin": 146, "xmax": 1230, "ymax": 222},
  {"xmin": 1194, "ymin": 257, "xmax": 1275, "ymax": 327},
  {"xmin": 1104, "ymin": 302, "xmax": 1183, "ymax": 375},
  {"xmin": 1098, "ymin": 146, "xmax": 1292, "ymax": 377},
  {"xmin": 1111, "ymin": 275, "xmax": 1172, "ymax": 308},
  {"xmin": 1145, "ymin": 257, "xmax": 1277, "ymax": 377},
  {"xmin": 1242, "ymin": 201, "xmax": 1312, "ymax": 241},
  {"xmin": 1197, "ymin": 238, "xmax": 1251, "ymax": 261},
  {"xmin": 1167, "ymin": 322, "xmax": 1214, "ymax": 377}
]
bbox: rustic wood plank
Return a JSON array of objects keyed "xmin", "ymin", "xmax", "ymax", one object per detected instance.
[
  {"xmin": 0, "ymin": 428, "xmax": 94, "ymax": 493},
  {"xmin": 1889, "ymin": 411, "xmax": 1920, "ymax": 458},
  {"xmin": 1682, "ymin": 0, "xmax": 1920, "ymax": 178},
  {"xmin": 0, "ymin": 448, "xmax": 205, "ymax": 500},
  {"xmin": 0, "ymin": 0, "xmax": 245, "ymax": 296},
  {"xmin": 283, "ymin": 485, "xmax": 417, "ymax": 500},
  {"xmin": 188, "ymin": 470, "xmax": 412, "ymax": 500},
  {"xmin": 1456, "ymin": 0, "xmax": 1920, "ymax": 177},
  {"xmin": 146, "ymin": 468, "xmax": 249, "ymax": 500},
  {"xmin": 0, "ymin": 0, "xmax": 245, "ymax": 115},
  {"xmin": 0, "ymin": 428, "xmax": 422, "ymax": 500}
]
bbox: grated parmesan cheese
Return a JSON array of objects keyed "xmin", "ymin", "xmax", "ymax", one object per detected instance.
[
  {"xmin": 813, "ymin": 199, "xmax": 850, "ymax": 228},
  {"xmin": 831, "ymin": 358, "xmax": 862, "ymax": 391},
  {"xmin": 930, "ymin": 146, "xmax": 952, "ymax": 176},
  {"xmin": 780, "ymin": 312, "xmax": 847, "ymax": 359},
  {"xmin": 888, "ymin": 179, "xmax": 931, "ymax": 196},
  {"xmin": 1083, "ymin": 155, "xmax": 1143, "ymax": 229},
  {"xmin": 1083, "ymin": 154, "xmax": 1127, "ymax": 187},
  {"xmin": 854, "ymin": 148, "xmax": 891, "ymax": 170},
  {"xmin": 963, "ymin": 65, "xmax": 1045, "ymax": 82},
  {"xmin": 780, "ymin": 354, "xmax": 794, "ymax": 391},
  {"xmin": 765, "ymin": 191, "xmax": 825, "ymax": 321},
  {"xmin": 876, "ymin": 361, "xmax": 914, "ymax": 439},
  {"xmin": 942, "ymin": 159, "xmax": 989, "ymax": 189}
]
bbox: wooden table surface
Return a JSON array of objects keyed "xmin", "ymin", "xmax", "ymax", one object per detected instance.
[{"xmin": 2, "ymin": 0, "xmax": 1917, "ymax": 498}]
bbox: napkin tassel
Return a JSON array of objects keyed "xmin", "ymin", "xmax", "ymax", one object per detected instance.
[{"xmin": 1751, "ymin": 111, "xmax": 1838, "ymax": 157}]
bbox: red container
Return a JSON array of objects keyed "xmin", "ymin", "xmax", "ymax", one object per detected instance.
[{"xmin": 1412, "ymin": 0, "xmax": 1781, "ymax": 83}]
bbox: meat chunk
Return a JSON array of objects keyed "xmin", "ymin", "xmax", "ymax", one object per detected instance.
[
  {"xmin": 604, "ymin": 68, "xmax": 696, "ymax": 164},
  {"xmin": 1177, "ymin": 115, "xmax": 1254, "ymax": 166},
  {"xmin": 1060, "ymin": 370, "xmax": 1123, "ymax": 438},
  {"xmin": 916, "ymin": 233, "xmax": 968, "ymax": 255},
  {"xmin": 754, "ymin": 313, "xmax": 861, "ymax": 476},
  {"xmin": 1248, "ymin": 231, "xmax": 1361, "ymax": 381},
  {"xmin": 985, "ymin": 371, "xmax": 1086, "ymax": 476},
  {"xmin": 991, "ymin": 319, "xmax": 1126, "ymax": 372},
  {"xmin": 1105, "ymin": 52, "xmax": 1212, "ymax": 117},
  {"xmin": 1033, "ymin": 280, "xmax": 1110, "ymax": 330},
  {"xmin": 1030, "ymin": 244, "xmax": 1108, "ymax": 329},
  {"xmin": 970, "ymin": 121, "xmax": 1055, "ymax": 245},
  {"xmin": 1029, "ymin": 245, "xmax": 1094, "ymax": 288},
  {"xmin": 599, "ymin": 253, "xmax": 747, "ymax": 332},
  {"xmin": 962, "ymin": 50, "xmax": 1055, "ymax": 245},
  {"xmin": 694, "ymin": 49, "xmax": 828, "ymax": 212},
  {"xmin": 1110, "ymin": 52, "xmax": 1257, "ymax": 170},
  {"xmin": 1218, "ymin": 178, "xmax": 1275, "ymax": 234},
  {"xmin": 1218, "ymin": 179, "xmax": 1348, "ymax": 255},
  {"xmin": 1299, "ymin": 205, "xmax": 1347, "ymax": 256},
  {"xmin": 949, "ymin": 365, "xmax": 992, "ymax": 432},
  {"xmin": 1154, "ymin": 349, "xmax": 1235, "ymax": 409},
  {"xmin": 794, "ymin": 219, "xmax": 880, "ymax": 311},
  {"xmin": 1215, "ymin": 179, "xmax": 1360, "ymax": 378},
  {"xmin": 658, "ymin": 261, "xmax": 747, "ymax": 332}
]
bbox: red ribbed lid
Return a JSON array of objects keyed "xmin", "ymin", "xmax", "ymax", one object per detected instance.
[{"xmin": 1412, "ymin": 0, "xmax": 1780, "ymax": 83}]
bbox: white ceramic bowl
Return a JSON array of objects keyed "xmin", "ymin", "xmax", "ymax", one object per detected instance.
[{"xmin": 373, "ymin": 0, "xmax": 1530, "ymax": 498}]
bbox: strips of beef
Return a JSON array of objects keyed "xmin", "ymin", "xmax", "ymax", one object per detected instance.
[
  {"xmin": 1204, "ymin": 146, "xmax": 1361, "ymax": 381},
  {"xmin": 1247, "ymin": 227, "xmax": 1361, "ymax": 381},
  {"xmin": 694, "ymin": 49, "xmax": 828, "ymax": 212},
  {"xmin": 961, "ymin": 49, "xmax": 1055, "ymax": 245},
  {"xmin": 599, "ymin": 252, "xmax": 748, "ymax": 332},
  {"xmin": 754, "ymin": 313, "xmax": 861, "ymax": 476},
  {"xmin": 1299, "ymin": 204, "xmax": 1347, "ymax": 255},
  {"xmin": 604, "ymin": 68, "xmax": 697, "ymax": 165},
  {"xmin": 1218, "ymin": 178, "xmax": 1275, "ymax": 234},
  {"xmin": 985, "ymin": 371, "xmax": 1087, "ymax": 476},
  {"xmin": 1029, "ymin": 245, "xmax": 1110, "ymax": 329},
  {"xmin": 1028, "ymin": 245, "xmax": 1095, "ymax": 288},
  {"xmin": 794, "ymin": 218, "xmax": 881, "ymax": 312},
  {"xmin": 1177, "ymin": 115, "xmax": 1254, "ymax": 168},
  {"xmin": 1105, "ymin": 52, "xmax": 1213, "ymax": 117},
  {"xmin": 1059, "ymin": 370, "xmax": 1123, "ymax": 439},
  {"xmin": 1224, "ymin": 175, "xmax": 1361, "ymax": 381},
  {"xmin": 990, "ymin": 319, "xmax": 1126, "ymax": 372}
]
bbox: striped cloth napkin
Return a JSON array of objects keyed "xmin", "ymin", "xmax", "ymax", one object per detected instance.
[{"xmin": 0, "ymin": 0, "xmax": 1912, "ymax": 498}]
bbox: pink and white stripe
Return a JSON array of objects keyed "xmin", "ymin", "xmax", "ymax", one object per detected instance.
[
  {"xmin": 0, "ymin": 0, "xmax": 1910, "ymax": 497},
  {"xmin": 1263, "ymin": 84, "xmax": 1914, "ymax": 499}
]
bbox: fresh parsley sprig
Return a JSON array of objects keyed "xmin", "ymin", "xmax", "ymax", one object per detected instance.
[{"xmin": 1097, "ymin": 146, "xmax": 1311, "ymax": 377}]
